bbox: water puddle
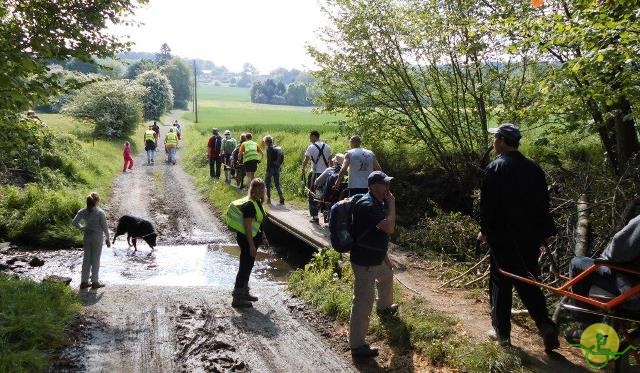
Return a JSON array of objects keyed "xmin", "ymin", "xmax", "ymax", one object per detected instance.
[{"xmin": 3, "ymin": 242, "xmax": 306, "ymax": 289}]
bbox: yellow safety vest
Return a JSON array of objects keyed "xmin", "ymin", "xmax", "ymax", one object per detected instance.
[
  {"xmin": 243, "ymin": 141, "xmax": 260, "ymax": 163},
  {"xmin": 145, "ymin": 130, "xmax": 156, "ymax": 142},
  {"xmin": 166, "ymin": 132, "xmax": 178, "ymax": 146},
  {"xmin": 225, "ymin": 197, "xmax": 264, "ymax": 237}
]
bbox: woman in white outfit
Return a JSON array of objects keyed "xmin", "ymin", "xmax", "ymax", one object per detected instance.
[{"xmin": 72, "ymin": 192, "xmax": 111, "ymax": 289}]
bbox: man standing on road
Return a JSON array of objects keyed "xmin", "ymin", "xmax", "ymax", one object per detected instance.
[
  {"xmin": 478, "ymin": 123, "xmax": 560, "ymax": 353},
  {"xmin": 222, "ymin": 130, "xmax": 237, "ymax": 183},
  {"xmin": 302, "ymin": 130, "xmax": 331, "ymax": 224},
  {"xmin": 152, "ymin": 121, "xmax": 160, "ymax": 139},
  {"xmin": 349, "ymin": 171, "xmax": 398, "ymax": 358},
  {"xmin": 144, "ymin": 125, "xmax": 157, "ymax": 165},
  {"xmin": 208, "ymin": 128, "xmax": 223, "ymax": 178},
  {"xmin": 164, "ymin": 128, "xmax": 178, "ymax": 165},
  {"xmin": 334, "ymin": 135, "xmax": 382, "ymax": 196}
]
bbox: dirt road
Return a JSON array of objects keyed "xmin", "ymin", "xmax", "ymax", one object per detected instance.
[{"xmin": 60, "ymin": 113, "xmax": 355, "ymax": 372}]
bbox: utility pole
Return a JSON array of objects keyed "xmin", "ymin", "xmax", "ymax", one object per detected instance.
[{"xmin": 193, "ymin": 59, "xmax": 198, "ymax": 123}]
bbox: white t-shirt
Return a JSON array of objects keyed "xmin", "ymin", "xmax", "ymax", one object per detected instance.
[
  {"xmin": 346, "ymin": 147, "xmax": 375, "ymax": 189},
  {"xmin": 305, "ymin": 141, "xmax": 332, "ymax": 174}
]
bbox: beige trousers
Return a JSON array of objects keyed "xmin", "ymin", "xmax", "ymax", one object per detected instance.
[{"xmin": 349, "ymin": 261, "xmax": 394, "ymax": 348}]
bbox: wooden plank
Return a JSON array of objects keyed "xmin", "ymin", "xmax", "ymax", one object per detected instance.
[{"xmin": 267, "ymin": 204, "xmax": 331, "ymax": 250}]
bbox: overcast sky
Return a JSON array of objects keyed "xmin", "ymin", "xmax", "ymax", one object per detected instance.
[{"xmin": 111, "ymin": 0, "xmax": 326, "ymax": 74}]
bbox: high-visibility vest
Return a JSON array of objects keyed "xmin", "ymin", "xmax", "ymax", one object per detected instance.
[
  {"xmin": 243, "ymin": 140, "xmax": 260, "ymax": 163},
  {"xmin": 225, "ymin": 197, "xmax": 264, "ymax": 237},
  {"xmin": 145, "ymin": 130, "xmax": 156, "ymax": 142},
  {"xmin": 166, "ymin": 132, "xmax": 178, "ymax": 146}
]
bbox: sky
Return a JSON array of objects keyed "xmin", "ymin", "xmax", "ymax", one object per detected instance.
[{"xmin": 111, "ymin": 0, "xmax": 327, "ymax": 74}]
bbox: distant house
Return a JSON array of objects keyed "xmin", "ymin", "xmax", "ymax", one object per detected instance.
[{"xmin": 199, "ymin": 69, "xmax": 214, "ymax": 82}]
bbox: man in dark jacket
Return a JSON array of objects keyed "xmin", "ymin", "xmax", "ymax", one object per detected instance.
[
  {"xmin": 208, "ymin": 128, "xmax": 223, "ymax": 178},
  {"xmin": 478, "ymin": 123, "xmax": 560, "ymax": 353}
]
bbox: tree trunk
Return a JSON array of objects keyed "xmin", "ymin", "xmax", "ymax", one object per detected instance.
[
  {"xmin": 614, "ymin": 96, "xmax": 639, "ymax": 172},
  {"xmin": 575, "ymin": 194, "xmax": 590, "ymax": 257}
]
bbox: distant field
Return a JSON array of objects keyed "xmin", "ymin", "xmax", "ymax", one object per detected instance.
[{"xmin": 197, "ymin": 84, "xmax": 250, "ymax": 102}]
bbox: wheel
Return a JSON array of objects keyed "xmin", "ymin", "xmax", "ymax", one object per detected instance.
[{"xmin": 615, "ymin": 328, "xmax": 640, "ymax": 373}]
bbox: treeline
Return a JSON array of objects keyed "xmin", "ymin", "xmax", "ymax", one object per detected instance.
[
  {"xmin": 37, "ymin": 43, "xmax": 192, "ymax": 139},
  {"xmin": 250, "ymin": 79, "xmax": 313, "ymax": 106}
]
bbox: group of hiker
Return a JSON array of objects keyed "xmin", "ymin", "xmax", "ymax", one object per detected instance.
[
  {"xmin": 138, "ymin": 120, "xmax": 182, "ymax": 167},
  {"xmin": 207, "ymin": 128, "xmax": 285, "ymax": 204},
  {"xmin": 70, "ymin": 120, "xmax": 639, "ymax": 361}
]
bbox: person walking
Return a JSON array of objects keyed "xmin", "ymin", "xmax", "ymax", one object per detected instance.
[
  {"xmin": 164, "ymin": 128, "xmax": 178, "ymax": 165},
  {"xmin": 152, "ymin": 121, "xmax": 160, "ymax": 139},
  {"xmin": 173, "ymin": 120, "xmax": 182, "ymax": 140},
  {"xmin": 302, "ymin": 130, "xmax": 331, "ymax": 224},
  {"xmin": 349, "ymin": 171, "xmax": 398, "ymax": 358},
  {"xmin": 122, "ymin": 141, "xmax": 133, "ymax": 173},
  {"xmin": 232, "ymin": 133, "xmax": 247, "ymax": 188},
  {"xmin": 477, "ymin": 123, "xmax": 560, "ymax": 352},
  {"xmin": 315, "ymin": 153, "xmax": 344, "ymax": 200},
  {"xmin": 239, "ymin": 132, "xmax": 263, "ymax": 185},
  {"xmin": 144, "ymin": 125, "xmax": 157, "ymax": 165},
  {"xmin": 226, "ymin": 178, "xmax": 269, "ymax": 308},
  {"xmin": 263, "ymin": 135, "xmax": 285, "ymax": 205},
  {"xmin": 207, "ymin": 128, "xmax": 223, "ymax": 178},
  {"xmin": 222, "ymin": 130, "xmax": 237, "ymax": 183},
  {"xmin": 72, "ymin": 192, "xmax": 111, "ymax": 290},
  {"xmin": 334, "ymin": 135, "xmax": 382, "ymax": 196}
]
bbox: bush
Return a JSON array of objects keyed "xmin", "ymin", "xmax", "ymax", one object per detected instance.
[
  {"xmin": 0, "ymin": 184, "xmax": 83, "ymax": 247},
  {"xmin": 397, "ymin": 208, "xmax": 479, "ymax": 261},
  {"xmin": 0, "ymin": 273, "xmax": 81, "ymax": 372},
  {"xmin": 137, "ymin": 70, "xmax": 174, "ymax": 120},
  {"xmin": 63, "ymin": 80, "xmax": 145, "ymax": 139}
]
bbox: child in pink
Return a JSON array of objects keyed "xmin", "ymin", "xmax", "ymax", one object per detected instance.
[{"xmin": 123, "ymin": 142, "xmax": 133, "ymax": 172}]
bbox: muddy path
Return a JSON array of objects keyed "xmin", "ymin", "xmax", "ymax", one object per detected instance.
[{"xmin": 51, "ymin": 112, "xmax": 355, "ymax": 372}]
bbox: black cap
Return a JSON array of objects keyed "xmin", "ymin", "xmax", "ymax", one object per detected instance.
[
  {"xmin": 368, "ymin": 171, "xmax": 394, "ymax": 186},
  {"xmin": 488, "ymin": 123, "xmax": 521, "ymax": 141}
]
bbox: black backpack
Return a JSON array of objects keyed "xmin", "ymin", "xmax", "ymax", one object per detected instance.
[{"xmin": 328, "ymin": 194, "xmax": 365, "ymax": 253}]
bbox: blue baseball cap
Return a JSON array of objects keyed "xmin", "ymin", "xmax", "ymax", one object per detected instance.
[
  {"xmin": 368, "ymin": 171, "xmax": 394, "ymax": 186},
  {"xmin": 488, "ymin": 123, "xmax": 521, "ymax": 142}
]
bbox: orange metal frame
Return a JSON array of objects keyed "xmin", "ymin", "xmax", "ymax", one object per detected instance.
[{"xmin": 498, "ymin": 263, "xmax": 640, "ymax": 311}]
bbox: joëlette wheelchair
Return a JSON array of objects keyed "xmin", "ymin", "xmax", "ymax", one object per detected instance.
[{"xmin": 499, "ymin": 260, "xmax": 640, "ymax": 372}]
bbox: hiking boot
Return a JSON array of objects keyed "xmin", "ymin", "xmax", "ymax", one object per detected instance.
[
  {"xmin": 234, "ymin": 287, "xmax": 258, "ymax": 302},
  {"xmin": 563, "ymin": 325, "xmax": 585, "ymax": 344},
  {"xmin": 231, "ymin": 294, "xmax": 253, "ymax": 308},
  {"xmin": 488, "ymin": 328, "xmax": 511, "ymax": 347},
  {"xmin": 310, "ymin": 217, "xmax": 320, "ymax": 224},
  {"xmin": 91, "ymin": 282, "xmax": 106, "ymax": 289},
  {"xmin": 243, "ymin": 287, "xmax": 258, "ymax": 302},
  {"xmin": 541, "ymin": 324, "xmax": 560, "ymax": 353},
  {"xmin": 79, "ymin": 282, "xmax": 91, "ymax": 289},
  {"xmin": 377, "ymin": 304, "xmax": 399, "ymax": 318},
  {"xmin": 279, "ymin": 198, "xmax": 285, "ymax": 205},
  {"xmin": 351, "ymin": 344, "xmax": 379, "ymax": 358}
]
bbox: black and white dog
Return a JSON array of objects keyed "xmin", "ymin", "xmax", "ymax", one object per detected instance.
[{"xmin": 112, "ymin": 215, "xmax": 157, "ymax": 253}]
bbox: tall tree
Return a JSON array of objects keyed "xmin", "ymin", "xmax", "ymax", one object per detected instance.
[
  {"xmin": 310, "ymin": 0, "xmax": 538, "ymax": 193},
  {"xmin": 162, "ymin": 58, "xmax": 193, "ymax": 109},
  {"xmin": 0, "ymin": 0, "xmax": 146, "ymax": 119},
  {"xmin": 506, "ymin": 0, "xmax": 640, "ymax": 173},
  {"xmin": 136, "ymin": 70, "xmax": 174, "ymax": 120},
  {"xmin": 156, "ymin": 43, "xmax": 172, "ymax": 65}
]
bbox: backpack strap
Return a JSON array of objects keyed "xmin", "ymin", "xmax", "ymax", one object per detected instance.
[{"xmin": 311, "ymin": 143, "xmax": 329, "ymax": 167}]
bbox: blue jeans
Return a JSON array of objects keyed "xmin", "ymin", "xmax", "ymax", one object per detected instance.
[
  {"xmin": 167, "ymin": 146, "xmax": 177, "ymax": 164},
  {"xmin": 307, "ymin": 172, "xmax": 320, "ymax": 217},
  {"xmin": 265, "ymin": 166, "xmax": 284, "ymax": 201},
  {"xmin": 146, "ymin": 149, "xmax": 155, "ymax": 163}
]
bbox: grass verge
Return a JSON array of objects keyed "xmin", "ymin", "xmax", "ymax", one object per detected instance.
[
  {"xmin": 0, "ymin": 274, "xmax": 82, "ymax": 372},
  {"xmin": 288, "ymin": 248, "xmax": 529, "ymax": 372},
  {"xmin": 0, "ymin": 113, "xmax": 147, "ymax": 247}
]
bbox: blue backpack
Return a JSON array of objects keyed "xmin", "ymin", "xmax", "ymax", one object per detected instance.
[{"xmin": 328, "ymin": 194, "xmax": 365, "ymax": 253}]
